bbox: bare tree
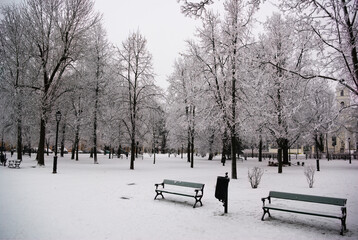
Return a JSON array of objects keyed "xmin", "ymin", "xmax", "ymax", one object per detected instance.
[
  {"xmin": 85, "ymin": 23, "xmax": 110, "ymax": 164},
  {"xmin": 116, "ymin": 31, "xmax": 157, "ymax": 170},
  {"xmin": 0, "ymin": 4, "xmax": 35, "ymax": 161},
  {"xmin": 21, "ymin": 0, "xmax": 100, "ymax": 166},
  {"xmin": 186, "ymin": 0, "xmax": 260, "ymax": 178},
  {"xmin": 280, "ymin": 0, "xmax": 358, "ymax": 98}
]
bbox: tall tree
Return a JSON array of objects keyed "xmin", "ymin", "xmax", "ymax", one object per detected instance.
[
  {"xmin": 85, "ymin": 23, "xmax": 109, "ymax": 164},
  {"xmin": 116, "ymin": 31, "xmax": 157, "ymax": 170},
  {"xmin": 0, "ymin": 4, "xmax": 35, "ymax": 161},
  {"xmin": 187, "ymin": 0, "xmax": 259, "ymax": 178},
  {"xmin": 22, "ymin": 0, "xmax": 100, "ymax": 166},
  {"xmin": 259, "ymin": 13, "xmax": 330, "ymax": 173}
]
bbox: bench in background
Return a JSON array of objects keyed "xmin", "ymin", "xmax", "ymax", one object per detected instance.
[{"xmin": 8, "ymin": 160, "xmax": 21, "ymax": 168}]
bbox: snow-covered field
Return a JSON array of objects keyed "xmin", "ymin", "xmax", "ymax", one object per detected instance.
[{"xmin": 1, "ymin": 153, "xmax": 357, "ymax": 240}]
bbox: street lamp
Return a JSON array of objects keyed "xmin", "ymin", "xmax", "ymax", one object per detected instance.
[
  {"xmin": 348, "ymin": 137, "xmax": 351, "ymax": 164},
  {"xmin": 53, "ymin": 111, "xmax": 61, "ymax": 174}
]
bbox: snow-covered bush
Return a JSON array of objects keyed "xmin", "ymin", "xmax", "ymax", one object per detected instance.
[
  {"xmin": 248, "ymin": 167, "xmax": 264, "ymax": 189},
  {"xmin": 304, "ymin": 165, "xmax": 315, "ymax": 188}
]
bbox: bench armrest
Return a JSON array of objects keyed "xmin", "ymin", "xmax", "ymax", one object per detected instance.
[
  {"xmin": 341, "ymin": 206, "xmax": 347, "ymax": 216},
  {"xmin": 261, "ymin": 196, "xmax": 271, "ymax": 206},
  {"xmin": 194, "ymin": 188, "xmax": 203, "ymax": 196},
  {"xmin": 155, "ymin": 183, "xmax": 164, "ymax": 189}
]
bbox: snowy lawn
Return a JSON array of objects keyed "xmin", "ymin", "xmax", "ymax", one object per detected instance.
[{"xmin": 1, "ymin": 153, "xmax": 357, "ymax": 240}]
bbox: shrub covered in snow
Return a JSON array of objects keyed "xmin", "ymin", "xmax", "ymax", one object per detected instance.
[
  {"xmin": 304, "ymin": 164, "xmax": 316, "ymax": 188},
  {"xmin": 248, "ymin": 166, "xmax": 264, "ymax": 189}
]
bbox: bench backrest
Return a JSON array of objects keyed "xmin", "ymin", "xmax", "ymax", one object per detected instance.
[
  {"xmin": 163, "ymin": 179, "xmax": 204, "ymax": 189},
  {"xmin": 269, "ymin": 191, "xmax": 346, "ymax": 206}
]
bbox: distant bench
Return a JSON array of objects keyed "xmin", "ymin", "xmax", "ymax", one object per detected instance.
[
  {"xmin": 154, "ymin": 179, "xmax": 204, "ymax": 208},
  {"xmin": 8, "ymin": 160, "xmax": 21, "ymax": 168},
  {"xmin": 261, "ymin": 191, "xmax": 347, "ymax": 235}
]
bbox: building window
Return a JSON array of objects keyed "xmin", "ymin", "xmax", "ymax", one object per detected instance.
[
  {"xmin": 340, "ymin": 90, "xmax": 344, "ymax": 96},
  {"xmin": 341, "ymin": 101, "xmax": 345, "ymax": 108}
]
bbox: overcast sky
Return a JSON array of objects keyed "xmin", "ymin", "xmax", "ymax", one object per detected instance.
[
  {"xmin": 1, "ymin": 0, "xmax": 277, "ymax": 90},
  {"xmin": 94, "ymin": 0, "xmax": 204, "ymax": 90},
  {"xmin": 94, "ymin": 0, "xmax": 277, "ymax": 90}
]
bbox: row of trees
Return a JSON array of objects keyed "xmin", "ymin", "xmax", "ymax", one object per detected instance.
[
  {"xmin": 0, "ymin": 0, "xmax": 163, "ymax": 169},
  {"xmin": 1, "ymin": 0, "xmax": 356, "ymax": 175},
  {"xmin": 167, "ymin": 0, "xmax": 357, "ymax": 177}
]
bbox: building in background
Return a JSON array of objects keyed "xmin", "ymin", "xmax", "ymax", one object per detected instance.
[{"xmin": 325, "ymin": 86, "xmax": 357, "ymax": 155}]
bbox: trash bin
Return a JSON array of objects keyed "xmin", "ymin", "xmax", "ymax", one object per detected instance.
[
  {"xmin": 215, "ymin": 173, "xmax": 230, "ymax": 213},
  {"xmin": 215, "ymin": 176, "xmax": 229, "ymax": 202}
]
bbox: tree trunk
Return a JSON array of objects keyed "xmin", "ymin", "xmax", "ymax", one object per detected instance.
[
  {"xmin": 130, "ymin": 136, "xmax": 135, "ymax": 170},
  {"xmin": 187, "ymin": 136, "xmax": 191, "ymax": 163},
  {"xmin": 37, "ymin": 118, "xmax": 46, "ymax": 166},
  {"xmin": 278, "ymin": 148, "xmax": 283, "ymax": 173},
  {"xmin": 326, "ymin": 133, "xmax": 329, "ymax": 160},
  {"xmin": 190, "ymin": 130, "xmax": 194, "ymax": 168},
  {"xmin": 231, "ymin": 132, "xmax": 237, "ymax": 179},
  {"xmin": 71, "ymin": 141, "xmax": 75, "ymax": 160},
  {"xmin": 221, "ymin": 129, "xmax": 228, "ymax": 165},
  {"xmin": 208, "ymin": 132, "xmax": 214, "ymax": 160},
  {"xmin": 46, "ymin": 139, "xmax": 50, "ymax": 156},
  {"xmin": 230, "ymin": 31, "xmax": 237, "ymax": 179},
  {"xmin": 93, "ymin": 81, "xmax": 99, "ymax": 164},
  {"xmin": 16, "ymin": 114, "xmax": 22, "ymax": 161},
  {"xmin": 283, "ymin": 145, "xmax": 289, "ymax": 165},
  {"xmin": 258, "ymin": 137, "xmax": 262, "ymax": 162},
  {"xmin": 75, "ymin": 137, "xmax": 79, "ymax": 161},
  {"xmin": 190, "ymin": 106, "xmax": 195, "ymax": 168},
  {"xmin": 60, "ymin": 122, "xmax": 66, "ymax": 157},
  {"xmin": 181, "ymin": 145, "xmax": 183, "ymax": 159}
]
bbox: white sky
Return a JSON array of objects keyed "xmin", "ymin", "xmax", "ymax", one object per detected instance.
[
  {"xmin": 1, "ymin": 0, "xmax": 277, "ymax": 90},
  {"xmin": 94, "ymin": 0, "xmax": 202, "ymax": 90},
  {"xmin": 94, "ymin": 0, "xmax": 277, "ymax": 90}
]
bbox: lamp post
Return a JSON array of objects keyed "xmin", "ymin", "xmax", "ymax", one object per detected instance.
[
  {"xmin": 348, "ymin": 137, "xmax": 351, "ymax": 164},
  {"xmin": 53, "ymin": 111, "xmax": 61, "ymax": 174}
]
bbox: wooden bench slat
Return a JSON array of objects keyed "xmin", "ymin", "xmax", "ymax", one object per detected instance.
[
  {"xmin": 163, "ymin": 179, "xmax": 204, "ymax": 189},
  {"xmin": 269, "ymin": 191, "xmax": 347, "ymax": 206},
  {"xmin": 265, "ymin": 204, "xmax": 343, "ymax": 219},
  {"xmin": 159, "ymin": 190, "xmax": 199, "ymax": 198}
]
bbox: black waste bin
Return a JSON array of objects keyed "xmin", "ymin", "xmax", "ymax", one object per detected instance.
[
  {"xmin": 215, "ymin": 174, "xmax": 230, "ymax": 213},
  {"xmin": 215, "ymin": 176, "xmax": 229, "ymax": 202}
]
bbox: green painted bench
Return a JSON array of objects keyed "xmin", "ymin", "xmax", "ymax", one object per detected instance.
[
  {"xmin": 154, "ymin": 179, "xmax": 204, "ymax": 208},
  {"xmin": 261, "ymin": 191, "xmax": 347, "ymax": 235},
  {"xmin": 8, "ymin": 160, "xmax": 21, "ymax": 168}
]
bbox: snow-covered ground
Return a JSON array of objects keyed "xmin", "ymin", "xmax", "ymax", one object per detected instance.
[{"xmin": 1, "ymin": 153, "xmax": 357, "ymax": 240}]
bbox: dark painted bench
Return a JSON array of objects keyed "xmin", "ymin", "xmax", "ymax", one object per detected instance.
[
  {"xmin": 8, "ymin": 160, "xmax": 21, "ymax": 168},
  {"xmin": 154, "ymin": 179, "xmax": 204, "ymax": 208},
  {"xmin": 261, "ymin": 191, "xmax": 347, "ymax": 235}
]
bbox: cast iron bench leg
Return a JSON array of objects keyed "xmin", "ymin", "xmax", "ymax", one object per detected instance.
[
  {"xmin": 340, "ymin": 217, "xmax": 347, "ymax": 235},
  {"xmin": 154, "ymin": 191, "xmax": 164, "ymax": 200},
  {"xmin": 261, "ymin": 208, "xmax": 271, "ymax": 221},
  {"xmin": 193, "ymin": 196, "xmax": 203, "ymax": 208}
]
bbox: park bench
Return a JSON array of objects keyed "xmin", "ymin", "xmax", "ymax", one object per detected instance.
[
  {"xmin": 261, "ymin": 191, "xmax": 347, "ymax": 235},
  {"xmin": 8, "ymin": 160, "xmax": 21, "ymax": 168},
  {"xmin": 154, "ymin": 179, "xmax": 205, "ymax": 208}
]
